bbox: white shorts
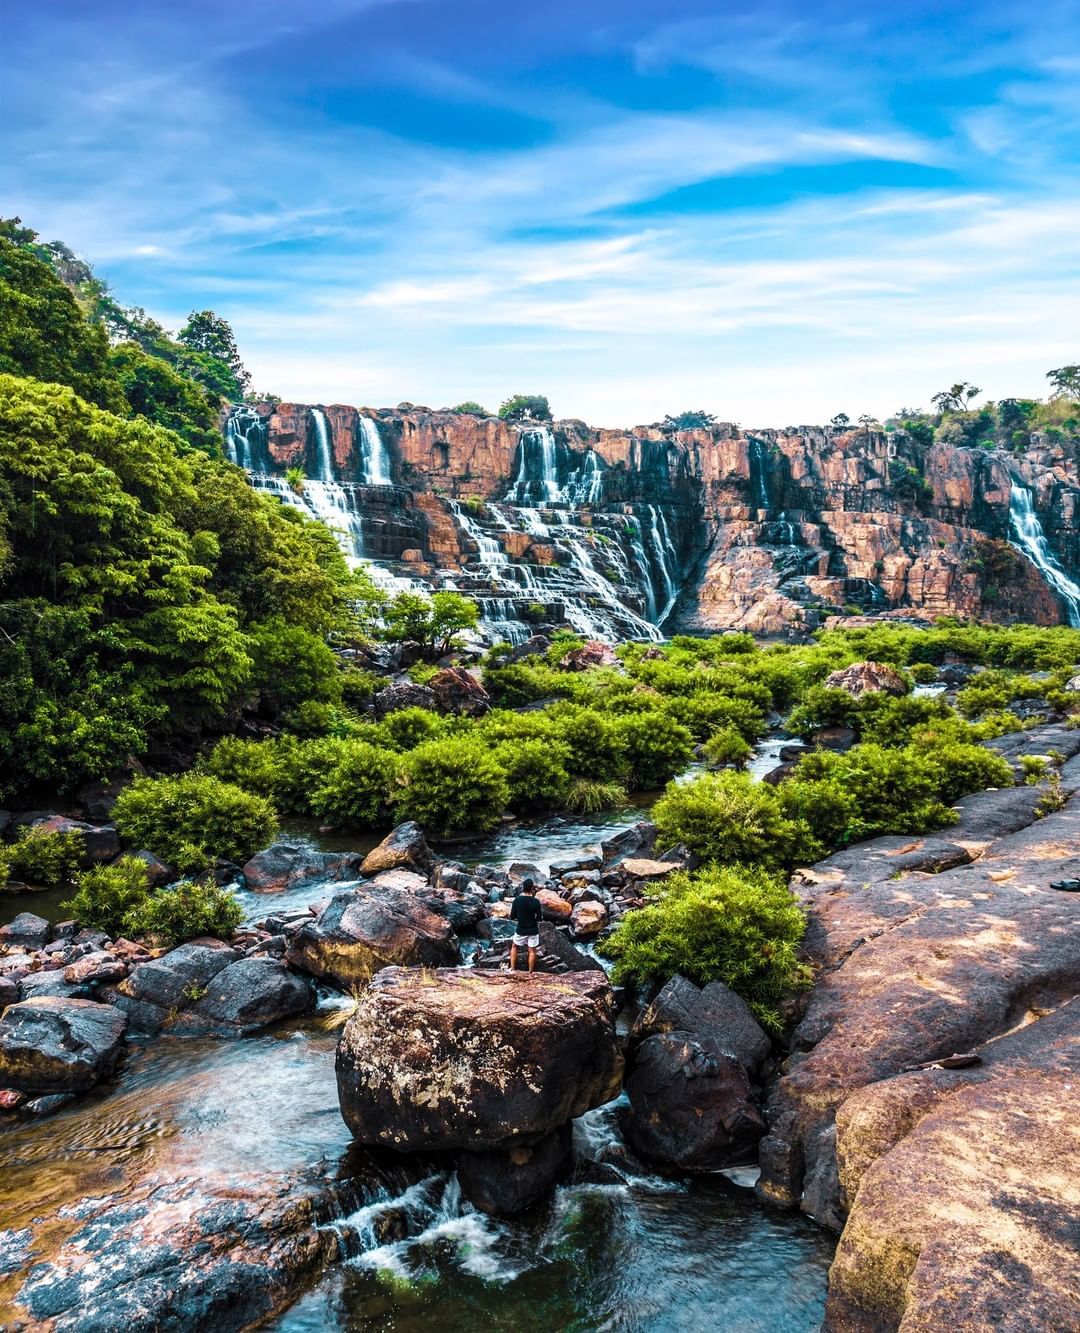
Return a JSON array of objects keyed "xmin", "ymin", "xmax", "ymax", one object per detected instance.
[{"xmin": 512, "ymin": 933, "xmax": 540, "ymax": 949}]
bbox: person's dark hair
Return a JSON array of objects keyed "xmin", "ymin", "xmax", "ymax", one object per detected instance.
[{"xmin": 522, "ymin": 877, "xmax": 536, "ymax": 893}]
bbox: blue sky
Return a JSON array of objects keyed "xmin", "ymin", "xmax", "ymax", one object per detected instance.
[{"xmin": 3, "ymin": 0, "xmax": 1079, "ymax": 426}]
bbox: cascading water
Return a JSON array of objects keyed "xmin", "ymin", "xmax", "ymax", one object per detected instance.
[
  {"xmin": 1008, "ymin": 484, "xmax": 1080, "ymax": 626},
  {"xmin": 225, "ymin": 406, "xmax": 268, "ymax": 471},
  {"xmin": 310, "ymin": 408, "xmax": 335, "ymax": 483},
  {"xmin": 748, "ymin": 437, "xmax": 771, "ymax": 512},
  {"xmin": 358, "ymin": 415, "xmax": 392, "ymax": 485},
  {"xmin": 563, "ymin": 449, "xmax": 605, "ymax": 507},
  {"xmin": 508, "ymin": 427, "xmax": 562, "ymax": 504}
]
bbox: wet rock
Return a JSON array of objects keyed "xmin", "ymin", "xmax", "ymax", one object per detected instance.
[
  {"xmin": 428, "ymin": 665, "xmax": 491, "ymax": 716},
  {"xmin": 0, "ymin": 912, "xmax": 50, "ymax": 951},
  {"xmin": 0, "ymin": 997, "xmax": 127, "ymax": 1093},
  {"xmin": 63, "ymin": 951, "xmax": 127, "ymax": 986},
  {"xmin": 504, "ymin": 634, "xmax": 550, "ymax": 663},
  {"xmin": 111, "ymin": 941, "xmax": 239, "ymax": 1034},
  {"xmin": 286, "ymin": 884, "xmax": 460, "ymax": 989},
  {"xmin": 373, "ymin": 681, "xmax": 438, "ymax": 718},
  {"xmin": 185, "ymin": 957, "xmax": 314, "ymax": 1034},
  {"xmin": 559, "ymin": 640, "xmax": 618, "ymax": 671},
  {"xmin": 633, "ymin": 975, "xmax": 771, "ymax": 1075},
  {"xmin": 336, "ymin": 967, "xmax": 623, "ymax": 1151},
  {"xmin": 416, "ymin": 884, "xmax": 486, "ymax": 933},
  {"xmin": 457, "ymin": 1125, "xmax": 573, "ymax": 1217},
  {"xmin": 550, "ymin": 854, "xmax": 602, "ymax": 875},
  {"xmin": 621, "ymin": 1032, "xmax": 766, "ymax": 1171},
  {"xmin": 570, "ymin": 900, "xmax": 608, "ymax": 939},
  {"xmin": 241, "ymin": 840, "xmax": 360, "ymax": 894},
  {"xmin": 16, "ymin": 971, "xmax": 89, "ymax": 1002},
  {"xmin": 601, "ymin": 821, "xmax": 657, "ymax": 865},
  {"xmin": 827, "ymin": 998, "xmax": 1080, "ymax": 1332},
  {"xmin": 824, "ymin": 661, "xmax": 908, "ymax": 698},
  {"xmin": 360, "ymin": 821, "xmax": 434, "ymax": 876},
  {"xmin": 22, "ymin": 1091, "xmax": 75, "ymax": 1116},
  {"xmin": 814, "ymin": 725, "xmax": 858, "ymax": 752},
  {"xmin": 29, "ymin": 814, "xmax": 122, "ymax": 866},
  {"xmin": 0, "ymin": 976, "xmax": 21, "ymax": 1007},
  {"xmin": 535, "ymin": 887, "xmax": 572, "ymax": 922}
]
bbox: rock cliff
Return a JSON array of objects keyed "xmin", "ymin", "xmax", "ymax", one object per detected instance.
[{"xmin": 224, "ymin": 403, "xmax": 1080, "ymax": 641}]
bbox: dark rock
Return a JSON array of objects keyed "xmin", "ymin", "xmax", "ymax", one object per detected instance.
[
  {"xmin": 185, "ymin": 957, "xmax": 314, "ymax": 1034},
  {"xmin": 657, "ymin": 842, "xmax": 697, "ymax": 869},
  {"xmin": 29, "ymin": 815, "xmax": 121, "ymax": 866},
  {"xmin": 63, "ymin": 951, "xmax": 127, "ymax": 986},
  {"xmin": 549, "ymin": 855, "xmax": 602, "ymax": 876},
  {"xmin": 23, "ymin": 1091, "xmax": 75, "ymax": 1116},
  {"xmin": 373, "ymin": 681, "xmax": 438, "ymax": 719},
  {"xmin": 457, "ymin": 1125, "xmax": 573, "ymax": 1217},
  {"xmin": 286, "ymin": 884, "xmax": 460, "ymax": 989},
  {"xmin": 360, "ymin": 821, "xmax": 434, "ymax": 876},
  {"xmin": 601, "ymin": 821, "xmax": 657, "ymax": 865},
  {"xmin": 505, "ymin": 634, "xmax": 550, "ymax": 663},
  {"xmin": 814, "ymin": 725, "xmax": 858, "ymax": 752},
  {"xmin": 508, "ymin": 861, "xmax": 546, "ymax": 884},
  {"xmin": 621, "ymin": 1031, "xmax": 766, "ymax": 1171},
  {"xmin": 428, "ymin": 666, "xmax": 491, "ymax": 716},
  {"xmin": 633, "ymin": 975, "xmax": 771, "ymax": 1074},
  {"xmin": 0, "ymin": 912, "xmax": 50, "ymax": 950},
  {"xmin": 0, "ymin": 976, "xmax": 21, "ymax": 1007},
  {"xmin": 111, "ymin": 941, "xmax": 239, "ymax": 1033},
  {"xmin": 336, "ymin": 967, "xmax": 623, "ymax": 1152},
  {"xmin": 241, "ymin": 841, "xmax": 354, "ymax": 894},
  {"xmin": 0, "ymin": 997, "xmax": 127, "ymax": 1093},
  {"xmin": 16, "ymin": 971, "xmax": 89, "ymax": 1002},
  {"xmin": 129, "ymin": 849, "xmax": 177, "ymax": 888}
]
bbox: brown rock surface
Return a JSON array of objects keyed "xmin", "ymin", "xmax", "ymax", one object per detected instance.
[
  {"xmin": 359, "ymin": 821, "xmax": 434, "ymax": 876},
  {"xmin": 428, "ymin": 665, "xmax": 491, "ymax": 716},
  {"xmin": 336, "ymin": 967, "xmax": 623, "ymax": 1151},
  {"xmin": 823, "ymin": 661, "xmax": 908, "ymax": 697}
]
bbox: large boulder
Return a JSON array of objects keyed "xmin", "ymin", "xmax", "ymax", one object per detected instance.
[
  {"xmin": 621, "ymin": 1031, "xmax": 766, "ymax": 1172},
  {"xmin": 373, "ymin": 681, "xmax": 437, "ymax": 719},
  {"xmin": 428, "ymin": 666, "xmax": 491, "ymax": 716},
  {"xmin": 359, "ymin": 821, "xmax": 434, "ymax": 876},
  {"xmin": 633, "ymin": 975, "xmax": 771, "ymax": 1075},
  {"xmin": 241, "ymin": 840, "xmax": 360, "ymax": 894},
  {"xmin": 110, "ymin": 941, "xmax": 239, "ymax": 1034},
  {"xmin": 336, "ymin": 967, "xmax": 623, "ymax": 1151},
  {"xmin": 0, "ymin": 997, "xmax": 127, "ymax": 1093},
  {"xmin": 0, "ymin": 912, "xmax": 50, "ymax": 950},
  {"xmin": 457, "ymin": 1126, "xmax": 573, "ymax": 1217},
  {"xmin": 559, "ymin": 640, "xmax": 617, "ymax": 671},
  {"xmin": 185, "ymin": 957, "xmax": 314, "ymax": 1034},
  {"xmin": 823, "ymin": 661, "xmax": 908, "ymax": 698},
  {"xmin": 30, "ymin": 815, "xmax": 121, "ymax": 866},
  {"xmin": 286, "ymin": 884, "xmax": 460, "ymax": 989}
]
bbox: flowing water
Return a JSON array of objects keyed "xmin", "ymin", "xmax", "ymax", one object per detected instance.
[{"xmin": 1008, "ymin": 484, "xmax": 1080, "ymax": 626}]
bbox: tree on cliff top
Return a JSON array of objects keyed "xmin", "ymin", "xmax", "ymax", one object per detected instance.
[
  {"xmin": 178, "ymin": 309, "xmax": 251, "ymax": 401},
  {"xmin": 663, "ymin": 410, "xmax": 715, "ymax": 430},
  {"xmin": 450, "ymin": 401, "xmax": 489, "ymax": 416},
  {"xmin": 498, "ymin": 394, "xmax": 551, "ymax": 422},
  {"xmin": 1047, "ymin": 365, "xmax": 1080, "ymax": 401},
  {"xmin": 931, "ymin": 382, "xmax": 981, "ymax": 414}
]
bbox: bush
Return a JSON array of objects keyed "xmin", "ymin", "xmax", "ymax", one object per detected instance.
[
  {"xmin": 63, "ymin": 856, "xmax": 152, "ymax": 936},
  {"xmin": 310, "ymin": 740, "xmax": 403, "ymax": 828},
  {"xmin": 703, "ymin": 727, "xmax": 753, "ymax": 769},
  {"xmin": 113, "ymin": 773, "xmax": 277, "ymax": 874},
  {"xmin": 493, "ymin": 738, "xmax": 571, "ymax": 808},
  {"xmin": 662, "ymin": 693, "xmax": 766, "ymax": 743},
  {"xmin": 792, "ymin": 745, "xmax": 955, "ymax": 844},
  {"xmin": 0, "ymin": 844, "xmax": 11, "ymax": 884},
  {"xmin": 786, "ymin": 685, "xmax": 858, "ymax": 739},
  {"xmin": 652, "ymin": 771, "xmax": 813, "ymax": 871},
  {"xmin": 395, "ymin": 738, "xmax": 510, "ymax": 838},
  {"xmin": 200, "ymin": 736, "xmax": 282, "ymax": 798},
  {"xmin": 916, "ymin": 741, "xmax": 1014, "ymax": 803},
  {"xmin": 908, "ymin": 662, "xmax": 939, "ymax": 685},
  {"xmin": 122, "ymin": 876, "xmax": 244, "ymax": 947},
  {"xmin": 615, "ymin": 712, "xmax": 694, "ymax": 789},
  {"xmin": 376, "ymin": 706, "xmax": 448, "ymax": 751},
  {"xmin": 564, "ymin": 778, "xmax": 628, "ymax": 814},
  {"xmin": 271, "ymin": 736, "xmax": 343, "ymax": 814},
  {"xmin": 599, "ymin": 864, "xmax": 810, "ymax": 1032},
  {"xmin": 9, "ymin": 827, "xmax": 85, "ymax": 886},
  {"xmin": 550, "ymin": 707, "xmax": 628, "ymax": 781}
]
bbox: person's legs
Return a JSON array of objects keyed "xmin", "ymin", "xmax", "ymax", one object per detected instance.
[
  {"xmin": 509, "ymin": 942, "xmax": 519, "ymax": 971},
  {"xmin": 527, "ymin": 945, "xmax": 537, "ymax": 973}
]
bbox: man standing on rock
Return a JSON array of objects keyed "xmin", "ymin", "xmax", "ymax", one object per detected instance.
[{"xmin": 508, "ymin": 879, "xmax": 542, "ymax": 974}]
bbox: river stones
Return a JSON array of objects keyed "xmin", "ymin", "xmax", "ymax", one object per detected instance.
[
  {"xmin": 241, "ymin": 840, "xmax": 361, "ymax": 894},
  {"xmin": 457, "ymin": 1125, "xmax": 573, "ymax": 1217},
  {"xmin": 826, "ymin": 998, "xmax": 1080, "ymax": 1332},
  {"xmin": 0, "ymin": 996, "xmax": 127, "ymax": 1093},
  {"xmin": 633, "ymin": 975, "xmax": 771, "ymax": 1075},
  {"xmin": 184, "ymin": 957, "xmax": 314, "ymax": 1034},
  {"xmin": 287, "ymin": 884, "xmax": 460, "ymax": 989},
  {"xmin": 0, "ymin": 912, "xmax": 50, "ymax": 950},
  {"xmin": 336, "ymin": 967, "xmax": 623, "ymax": 1152},
  {"xmin": 110, "ymin": 940, "xmax": 240, "ymax": 1034},
  {"xmin": 621, "ymin": 1031, "xmax": 766, "ymax": 1171},
  {"xmin": 360, "ymin": 821, "xmax": 434, "ymax": 876},
  {"xmin": 823, "ymin": 660, "xmax": 908, "ymax": 697},
  {"xmin": 373, "ymin": 681, "xmax": 437, "ymax": 718}
]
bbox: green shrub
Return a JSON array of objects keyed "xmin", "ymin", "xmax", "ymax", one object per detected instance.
[
  {"xmin": 916, "ymin": 741, "xmax": 1013, "ymax": 803},
  {"xmin": 493, "ymin": 738, "xmax": 571, "ymax": 808},
  {"xmin": 857, "ymin": 693, "xmax": 952, "ymax": 747},
  {"xmin": 550, "ymin": 707, "xmax": 628, "ymax": 782},
  {"xmin": 377, "ymin": 706, "xmax": 448, "ymax": 751},
  {"xmin": 63, "ymin": 856, "xmax": 152, "ymax": 936},
  {"xmin": 271, "ymin": 736, "xmax": 343, "ymax": 813},
  {"xmin": 703, "ymin": 727, "xmax": 753, "ymax": 768},
  {"xmin": 615, "ymin": 712, "xmax": 694, "ymax": 789},
  {"xmin": 200, "ymin": 736, "xmax": 282, "ymax": 798},
  {"xmin": 786, "ymin": 685, "xmax": 858, "ymax": 739},
  {"xmin": 662, "ymin": 693, "xmax": 766, "ymax": 743},
  {"xmin": 310, "ymin": 740, "xmax": 403, "ymax": 828},
  {"xmin": 122, "ymin": 876, "xmax": 244, "ymax": 947},
  {"xmin": 0, "ymin": 844, "xmax": 11, "ymax": 885},
  {"xmin": 113, "ymin": 773, "xmax": 277, "ymax": 874},
  {"xmin": 564, "ymin": 778, "xmax": 628, "ymax": 813},
  {"xmin": 652, "ymin": 771, "xmax": 813, "ymax": 871},
  {"xmin": 777, "ymin": 776, "xmax": 857, "ymax": 853},
  {"xmin": 9, "ymin": 827, "xmax": 85, "ymax": 886},
  {"xmin": 908, "ymin": 662, "xmax": 939, "ymax": 685},
  {"xmin": 599, "ymin": 864, "xmax": 810, "ymax": 1032},
  {"xmin": 792, "ymin": 745, "xmax": 955, "ymax": 843},
  {"xmin": 1021, "ymin": 755, "xmax": 1049, "ymax": 785},
  {"xmin": 395, "ymin": 738, "xmax": 510, "ymax": 837},
  {"xmin": 407, "ymin": 661, "xmax": 439, "ymax": 686}
]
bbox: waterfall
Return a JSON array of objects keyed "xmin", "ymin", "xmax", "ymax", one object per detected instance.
[
  {"xmin": 563, "ymin": 449, "xmax": 605, "ymax": 507},
  {"xmin": 748, "ymin": 438, "xmax": 770, "ymax": 512},
  {"xmin": 1008, "ymin": 485, "xmax": 1080, "ymax": 626},
  {"xmin": 311, "ymin": 408, "xmax": 334, "ymax": 483},
  {"xmin": 358, "ymin": 415, "xmax": 392, "ymax": 485},
  {"xmin": 509, "ymin": 427, "xmax": 561, "ymax": 504},
  {"xmin": 225, "ymin": 407, "xmax": 267, "ymax": 470},
  {"xmin": 449, "ymin": 502, "xmax": 509, "ymax": 577}
]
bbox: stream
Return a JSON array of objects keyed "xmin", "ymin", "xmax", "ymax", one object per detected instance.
[{"xmin": 0, "ymin": 748, "xmax": 835, "ymax": 1330}]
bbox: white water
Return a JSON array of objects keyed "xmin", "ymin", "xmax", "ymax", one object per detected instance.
[
  {"xmin": 1008, "ymin": 485, "xmax": 1080, "ymax": 626},
  {"xmin": 509, "ymin": 427, "xmax": 562, "ymax": 504},
  {"xmin": 310, "ymin": 408, "xmax": 334, "ymax": 483},
  {"xmin": 358, "ymin": 415, "xmax": 392, "ymax": 485},
  {"xmin": 225, "ymin": 407, "xmax": 266, "ymax": 470}
]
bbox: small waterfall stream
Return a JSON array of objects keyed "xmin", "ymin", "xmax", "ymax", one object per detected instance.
[
  {"xmin": 357, "ymin": 415, "xmax": 392, "ymax": 485},
  {"xmin": 1008, "ymin": 484, "xmax": 1080, "ymax": 626},
  {"xmin": 310, "ymin": 408, "xmax": 335, "ymax": 483}
]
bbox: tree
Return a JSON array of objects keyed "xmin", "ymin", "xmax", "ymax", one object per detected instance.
[
  {"xmin": 450, "ymin": 401, "xmax": 489, "ymax": 415},
  {"xmin": 662, "ymin": 410, "xmax": 715, "ymax": 430},
  {"xmin": 498, "ymin": 394, "xmax": 551, "ymax": 422},
  {"xmin": 383, "ymin": 591, "xmax": 480, "ymax": 658},
  {"xmin": 830, "ymin": 412, "xmax": 850, "ymax": 428},
  {"xmin": 1047, "ymin": 365, "xmax": 1080, "ymax": 400},
  {"xmin": 857, "ymin": 414, "xmax": 880, "ymax": 430},
  {"xmin": 178, "ymin": 310, "xmax": 250, "ymax": 400},
  {"xmin": 109, "ymin": 343, "xmax": 221, "ymax": 454},
  {"xmin": 931, "ymin": 382, "xmax": 981, "ymax": 414}
]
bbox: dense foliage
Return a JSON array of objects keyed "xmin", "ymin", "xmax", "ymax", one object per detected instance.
[{"xmin": 112, "ymin": 774, "xmax": 277, "ymax": 873}]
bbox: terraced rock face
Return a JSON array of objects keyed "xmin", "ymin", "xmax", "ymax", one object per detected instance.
[{"xmin": 756, "ymin": 728, "xmax": 1080, "ymax": 1331}]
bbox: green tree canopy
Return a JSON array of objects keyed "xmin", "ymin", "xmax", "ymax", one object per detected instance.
[
  {"xmin": 498, "ymin": 394, "xmax": 551, "ymax": 422},
  {"xmin": 178, "ymin": 310, "xmax": 250, "ymax": 400},
  {"xmin": 662, "ymin": 410, "xmax": 715, "ymax": 430}
]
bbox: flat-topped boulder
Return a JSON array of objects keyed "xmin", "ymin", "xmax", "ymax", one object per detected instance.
[
  {"xmin": 336, "ymin": 967, "xmax": 622, "ymax": 1152},
  {"xmin": 287, "ymin": 883, "xmax": 460, "ymax": 989},
  {"xmin": 826, "ymin": 999, "xmax": 1080, "ymax": 1332},
  {"xmin": 240, "ymin": 840, "xmax": 361, "ymax": 893},
  {"xmin": 0, "ymin": 997, "xmax": 127, "ymax": 1093}
]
